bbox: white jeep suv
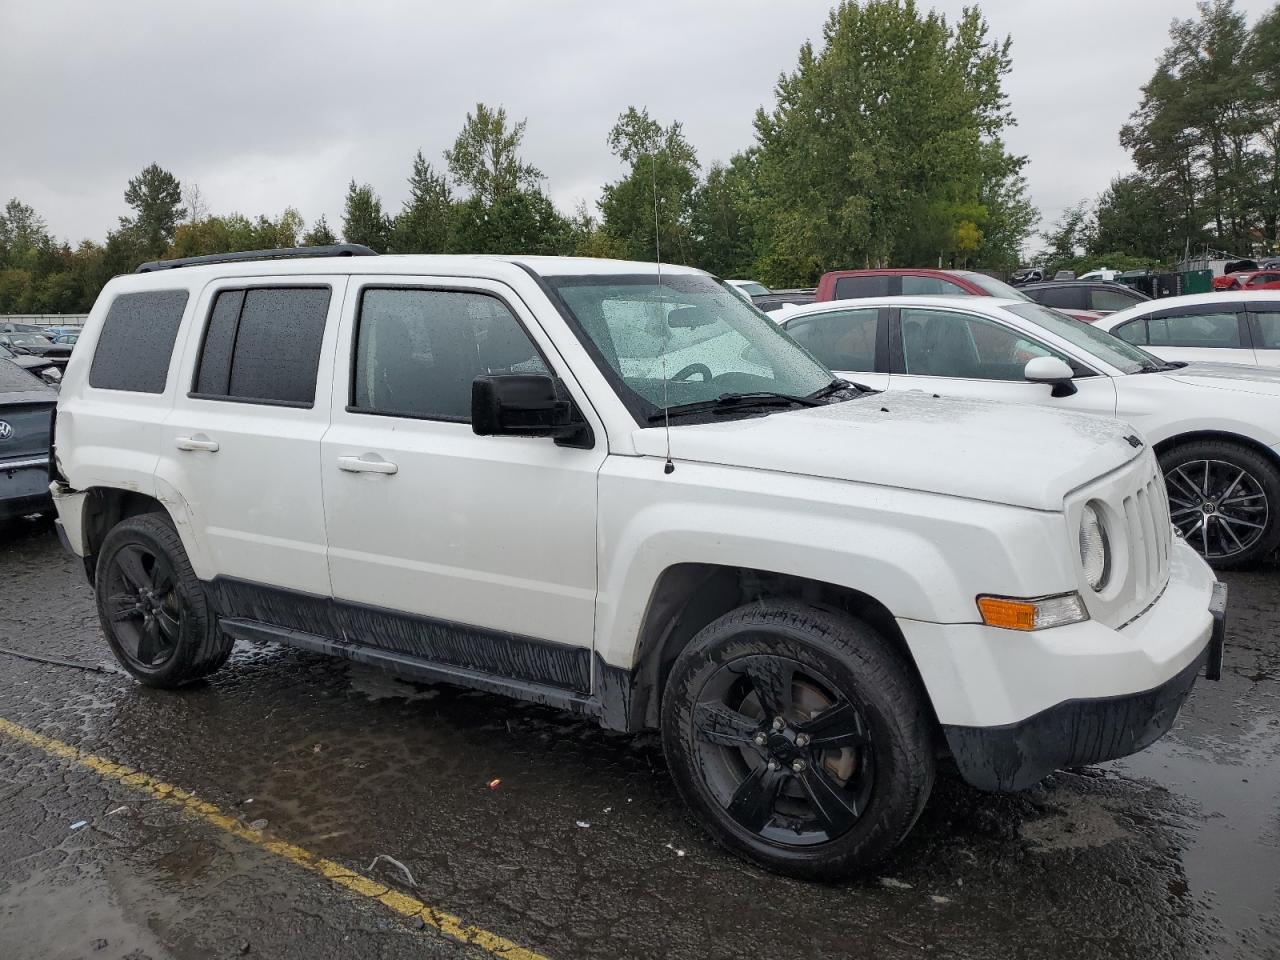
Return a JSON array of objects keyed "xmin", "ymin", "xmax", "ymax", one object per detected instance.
[{"xmin": 50, "ymin": 247, "xmax": 1225, "ymax": 880}]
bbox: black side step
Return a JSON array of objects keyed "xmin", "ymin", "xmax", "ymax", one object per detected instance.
[{"xmin": 219, "ymin": 618, "xmax": 601, "ymax": 717}]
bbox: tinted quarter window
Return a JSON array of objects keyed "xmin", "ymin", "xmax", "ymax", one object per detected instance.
[
  {"xmin": 833, "ymin": 276, "xmax": 894, "ymax": 299},
  {"xmin": 89, "ymin": 290, "xmax": 189, "ymax": 393},
  {"xmin": 1148, "ymin": 312, "xmax": 1241, "ymax": 348},
  {"xmin": 194, "ymin": 287, "xmax": 331, "ymax": 406},
  {"xmin": 786, "ymin": 309, "xmax": 879, "ymax": 371},
  {"xmin": 1113, "ymin": 319, "xmax": 1149, "ymax": 345},
  {"xmin": 352, "ymin": 289, "xmax": 548, "ymax": 421}
]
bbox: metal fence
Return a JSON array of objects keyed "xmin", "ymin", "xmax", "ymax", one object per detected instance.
[{"xmin": 0, "ymin": 314, "xmax": 89, "ymax": 330}]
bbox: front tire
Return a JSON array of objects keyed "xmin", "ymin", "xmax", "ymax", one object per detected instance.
[
  {"xmin": 1160, "ymin": 440, "xmax": 1280, "ymax": 569},
  {"xmin": 95, "ymin": 513, "xmax": 234, "ymax": 687},
  {"xmin": 661, "ymin": 601, "xmax": 935, "ymax": 881}
]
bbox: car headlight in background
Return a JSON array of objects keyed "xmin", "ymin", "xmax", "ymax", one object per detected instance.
[
  {"xmin": 41, "ymin": 367, "xmax": 62, "ymax": 384},
  {"xmin": 1079, "ymin": 501, "xmax": 1111, "ymax": 591}
]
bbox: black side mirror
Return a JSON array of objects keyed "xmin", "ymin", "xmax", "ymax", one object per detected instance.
[{"xmin": 472, "ymin": 374, "xmax": 591, "ymax": 447}]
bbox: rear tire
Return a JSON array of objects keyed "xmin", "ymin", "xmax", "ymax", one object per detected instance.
[
  {"xmin": 94, "ymin": 513, "xmax": 233, "ymax": 687},
  {"xmin": 1160, "ymin": 440, "xmax": 1280, "ymax": 570},
  {"xmin": 661, "ymin": 600, "xmax": 935, "ymax": 881}
]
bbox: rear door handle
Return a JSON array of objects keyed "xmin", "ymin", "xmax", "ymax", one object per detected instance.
[
  {"xmin": 175, "ymin": 435, "xmax": 219, "ymax": 452},
  {"xmin": 337, "ymin": 454, "xmax": 398, "ymax": 475}
]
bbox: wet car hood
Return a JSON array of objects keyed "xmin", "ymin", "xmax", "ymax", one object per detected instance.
[
  {"xmin": 632, "ymin": 391, "xmax": 1141, "ymax": 511},
  {"xmin": 1161, "ymin": 361, "xmax": 1280, "ymax": 398}
]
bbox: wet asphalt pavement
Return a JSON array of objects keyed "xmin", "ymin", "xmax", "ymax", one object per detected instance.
[{"xmin": 1, "ymin": 516, "xmax": 1277, "ymax": 960}]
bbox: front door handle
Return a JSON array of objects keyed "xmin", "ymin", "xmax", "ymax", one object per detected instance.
[
  {"xmin": 337, "ymin": 454, "xmax": 399, "ymax": 475},
  {"xmin": 175, "ymin": 435, "xmax": 219, "ymax": 452}
]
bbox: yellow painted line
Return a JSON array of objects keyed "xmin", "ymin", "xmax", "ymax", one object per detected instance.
[{"xmin": 0, "ymin": 715, "xmax": 548, "ymax": 960}]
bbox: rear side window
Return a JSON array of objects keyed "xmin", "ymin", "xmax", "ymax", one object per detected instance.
[
  {"xmin": 1090, "ymin": 288, "xmax": 1143, "ymax": 311},
  {"xmin": 833, "ymin": 275, "xmax": 894, "ymax": 299},
  {"xmin": 1032, "ymin": 287, "xmax": 1084, "ymax": 310},
  {"xmin": 1252, "ymin": 311, "xmax": 1280, "ymax": 348},
  {"xmin": 89, "ymin": 290, "xmax": 189, "ymax": 393},
  {"xmin": 194, "ymin": 287, "xmax": 331, "ymax": 406},
  {"xmin": 786, "ymin": 309, "xmax": 879, "ymax": 371},
  {"xmin": 1148, "ymin": 311, "xmax": 1242, "ymax": 348},
  {"xmin": 901, "ymin": 275, "xmax": 966, "ymax": 296}
]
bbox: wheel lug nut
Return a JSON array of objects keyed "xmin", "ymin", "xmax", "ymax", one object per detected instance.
[
  {"xmin": 795, "ymin": 734, "xmax": 810, "ymax": 747},
  {"xmin": 792, "ymin": 759, "xmax": 807, "ymax": 773},
  {"xmin": 772, "ymin": 716, "xmax": 785, "ymax": 731},
  {"xmin": 767, "ymin": 759, "xmax": 779, "ymax": 771},
  {"xmin": 754, "ymin": 733, "xmax": 767, "ymax": 746}
]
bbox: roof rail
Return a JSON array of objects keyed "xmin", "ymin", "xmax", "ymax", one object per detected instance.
[{"xmin": 134, "ymin": 244, "xmax": 377, "ymax": 273}]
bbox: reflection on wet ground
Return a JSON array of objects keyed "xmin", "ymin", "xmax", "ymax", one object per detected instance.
[{"xmin": 1, "ymin": 518, "xmax": 1277, "ymax": 959}]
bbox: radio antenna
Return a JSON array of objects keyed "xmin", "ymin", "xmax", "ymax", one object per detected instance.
[{"xmin": 653, "ymin": 147, "xmax": 674, "ymax": 475}]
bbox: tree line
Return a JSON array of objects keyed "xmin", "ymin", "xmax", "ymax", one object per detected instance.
[
  {"xmin": 1038, "ymin": 0, "xmax": 1280, "ymax": 276},
  {"xmin": 5, "ymin": 0, "xmax": 1275, "ymax": 316}
]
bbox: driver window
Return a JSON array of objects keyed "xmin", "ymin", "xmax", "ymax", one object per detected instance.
[
  {"xmin": 899, "ymin": 308, "xmax": 1061, "ymax": 381},
  {"xmin": 785, "ymin": 309, "xmax": 878, "ymax": 372}
]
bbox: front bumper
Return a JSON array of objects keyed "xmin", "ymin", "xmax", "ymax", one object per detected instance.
[
  {"xmin": 897, "ymin": 539, "xmax": 1225, "ymax": 791},
  {"xmin": 942, "ymin": 585, "xmax": 1224, "ymax": 791}
]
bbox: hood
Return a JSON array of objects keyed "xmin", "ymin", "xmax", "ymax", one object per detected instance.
[
  {"xmin": 632, "ymin": 392, "xmax": 1142, "ymax": 511},
  {"xmin": 1162, "ymin": 361, "xmax": 1280, "ymax": 398}
]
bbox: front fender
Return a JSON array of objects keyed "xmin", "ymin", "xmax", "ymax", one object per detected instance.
[{"xmin": 595, "ymin": 458, "xmax": 1075, "ymax": 671}]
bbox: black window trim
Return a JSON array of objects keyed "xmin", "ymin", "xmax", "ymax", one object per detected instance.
[
  {"xmin": 886, "ymin": 305, "xmax": 1101, "ymax": 380},
  {"xmin": 187, "ymin": 282, "xmax": 334, "ymax": 409},
  {"xmin": 343, "ymin": 282, "xmax": 562, "ymax": 428}
]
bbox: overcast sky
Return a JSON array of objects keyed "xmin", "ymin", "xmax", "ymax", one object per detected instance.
[{"xmin": 3, "ymin": 0, "xmax": 1275, "ymax": 253}]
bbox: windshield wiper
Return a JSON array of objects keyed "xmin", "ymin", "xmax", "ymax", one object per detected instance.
[
  {"xmin": 646, "ymin": 391, "xmax": 825, "ymax": 423},
  {"xmin": 807, "ymin": 377, "xmax": 872, "ymax": 399}
]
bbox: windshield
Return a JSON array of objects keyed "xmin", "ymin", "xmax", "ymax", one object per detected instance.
[
  {"xmin": 1005, "ymin": 303, "xmax": 1163, "ymax": 373},
  {"xmin": 734, "ymin": 281, "xmax": 770, "ymax": 296},
  {"xmin": 6, "ymin": 334, "xmax": 50, "ymax": 347},
  {"xmin": 965, "ymin": 274, "xmax": 1032, "ymax": 301},
  {"xmin": 0, "ymin": 344, "xmax": 12, "ymax": 359},
  {"xmin": 546, "ymin": 273, "xmax": 834, "ymax": 421}
]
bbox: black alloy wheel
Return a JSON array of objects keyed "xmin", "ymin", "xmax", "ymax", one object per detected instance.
[
  {"xmin": 102, "ymin": 542, "xmax": 185, "ymax": 669},
  {"xmin": 691, "ymin": 654, "xmax": 874, "ymax": 845}
]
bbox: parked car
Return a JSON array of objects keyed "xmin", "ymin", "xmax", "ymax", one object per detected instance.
[
  {"xmin": 1008, "ymin": 267, "xmax": 1046, "ymax": 285},
  {"xmin": 0, "ymin": 342, "xmax": 62, "ymax": 388},
  {"xmin": 814, "ymin": 268, "xmax": 1102, "ymax": 323},
  {"xmin": 1, "ymin": 322, "xmax": 46, "ymax": 334},
  {"xmin": 43, "ymin": 325, "xmax": 83, "ymax": 341},
  {"xmin": 755, "ymin": 288, "xmax": 817, "ymax": 314},
  {"xmin": 51, "ymin": 334, "xmax": 79, "ymax": 346},
  {"xmin": 0, "ymin": 332, "xmax": 74, "ymax": 369},
  {"xmin": 0, "ymin": 359, "xmax": 56, "ymax": 520},
  {"xmin": 1214, "ymin": 269, "xmax": 1280, "ymax": 292},
  {"xmin": 725, "ymin": 280, "xmax": 772, "ymax": 298},
  {"xmin": 1077, "ymin": 268, "xmax": 1123, "ymax": 282},
  {"xmin": 1019, "ymin": 280, "xmax": 1151, "ymax": 315},
  {"xmin": 1093, "ymin": 291, "xmax": 1280, "ymax": 368},
  {"xmin": 778, "ymin": 293, "xmax": 1280, "ymax": 567},
  {"xmin": 51, "ymin": 247, "xmax": 1224, "ymax": 880}
]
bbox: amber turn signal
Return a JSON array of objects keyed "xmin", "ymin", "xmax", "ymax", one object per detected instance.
[{"xmin": 977, "ymin": 593, "xmax": 1088, "ymax": 631}]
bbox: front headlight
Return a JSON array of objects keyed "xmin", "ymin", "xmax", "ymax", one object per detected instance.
[{"xmin": 1079, "ymin": 501, "xmax": 1111, "ymax": 591}]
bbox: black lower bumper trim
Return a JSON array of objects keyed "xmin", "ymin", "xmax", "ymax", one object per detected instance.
[{"xmin": 942, "ymin": 638, "xmax": 1212, "ymax": 792}]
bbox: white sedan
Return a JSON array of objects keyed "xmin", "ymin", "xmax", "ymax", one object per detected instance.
[
  {"xmin": 1093, "ymin": 291, "xmax": 1280, "ymax": 367},
  {"xmin": 778, "ymin": 295, "xmax": 1280, "ymax": 568}
]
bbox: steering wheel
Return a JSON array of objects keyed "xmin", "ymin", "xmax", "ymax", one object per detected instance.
[{"xmin": 671, "ymin": 363, "xmax": 713, "ymax": 382}]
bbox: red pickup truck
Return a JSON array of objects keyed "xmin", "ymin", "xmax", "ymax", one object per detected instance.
[{"xmin": 814, "ymin": 268, "xmax": 1102, "ymax": 323}]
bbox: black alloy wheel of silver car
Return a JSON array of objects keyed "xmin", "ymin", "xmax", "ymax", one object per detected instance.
[
  {"xmin": 661, "ymin": 601, "xmax": 935, "ymax": 880},
  {"xmin": 95, "ymin": 513, "xmax": 235, "ymax": 686},
  {"xmin": 1159, "ymin": 440, "xmax": 1280, "ymax": 570}
]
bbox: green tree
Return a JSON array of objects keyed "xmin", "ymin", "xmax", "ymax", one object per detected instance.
[
  {"xmin": 598, "ymin": 106, "xmax": 700, "ymax": 264},
  {"xmin": 1250, "ymin": 3, "xmax": 1280, "ymax": 255},
  {"xmin": 1091, "ymin": 174, "xmax": 1176, "ymax": 261},
  {"xmin": 342, "ymin": 181, "xmax": 392, "ymax": 252},
  {"xmin": 450, "ymin": 190, "xmax": 572, "ymax": 256},
  {"xmin": 391, "ymin": 150, "xmax": 454, "ymax": 253},
  {"xmin": 690, "ymin": 152, "xmax": 764, "ymax": 278},
  {"xmin": 1038, "ymin": 200, "xmax": 1095, "ymax": 267},
  {"xmin": 302, "ymin": 215, "xmax": 339, "ymax": 247},
  {"xmin": 750, "ymin": 1, "xmax": 1028, "ymax": 284},
  {"xmin": 121, "ymin": 162, "xmax": 186, "ymax": 259},
  {"xmin": 444, "ymin": 103, "xmax": 542, "ymax": 203}
]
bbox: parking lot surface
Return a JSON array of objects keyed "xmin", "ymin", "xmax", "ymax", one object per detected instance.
[{"xmin": 1, "ymin": 516, "xmax": 1277, "ymax": 960}]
